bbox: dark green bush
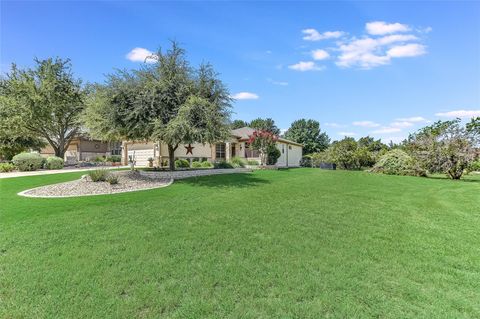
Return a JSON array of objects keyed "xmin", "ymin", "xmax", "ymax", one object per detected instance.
[
  {"xmin": 0, "ymin": 163, "xmax": 15, "ymax": 172},
  {"xmin": 12, "ymin": 153, "xmax": 45, "ymax": 171},
  {"xmin": 267, "ymin": 145, "xmax": 281, "ymax": 165},
  {"xmin": 88, "ymin": 169, "xmax": 110, "ymax": 182},
  {"xmin": 45, "ymin": 156, "xmax": 64, "ymax": 169},
  {"xmin": 230, "ymin": 156, "xmax": 245, "ymax": 168},
  {"xmin": 175, "ymin": 159, "xmax": 190, "ymax": 168},
  {"xmin": 106, "ymin": 155, "xmax": 121, "ymax": 163},
  {"xmin": 214, "ymin": 160, "xmax": 234, "ymax": 169},
  {"xmin": 371, "ymin": 149, "xmax": 426, "ymax": 177},
  {"xmin": 201, "ymin": 161, "xmax": 213, "ymax": 168}
]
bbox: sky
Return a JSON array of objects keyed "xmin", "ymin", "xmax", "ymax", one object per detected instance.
[{"xmin": 1, "ymin": 1, "xmax": 479, "ymax": 143}]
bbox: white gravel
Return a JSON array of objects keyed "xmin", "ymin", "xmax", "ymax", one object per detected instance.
[{"xmin": 17, "ymin": 168, "xmax": 252, "ymax": 198}]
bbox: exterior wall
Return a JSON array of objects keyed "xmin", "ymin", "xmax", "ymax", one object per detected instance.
[
  {"xmin": 39, "ymin": 138, "xmax": 111, "ymax": 163},
  {"xmin": 275, "ymin": 142, "xmax": 302, "ymax": 167}
]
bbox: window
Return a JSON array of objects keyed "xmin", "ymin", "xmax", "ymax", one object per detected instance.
[
  {"xmin": 215, "ymin": 143, "xmax": 226, "ymax": 159},
  {"xmin": 110, "ymin": 142, "xmax": 122, "ymax": 155},
  {"xmin": 282, "ymin": 145, "xmax": 285, "ymax": 154}
]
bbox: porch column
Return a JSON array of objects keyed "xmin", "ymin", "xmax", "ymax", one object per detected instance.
[{"xmin": 226, "ymin": 142, "xmax": 231, "ymax": 162}]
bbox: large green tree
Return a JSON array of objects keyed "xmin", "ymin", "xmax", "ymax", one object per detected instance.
[
  {"xmin": 0, "ymin": 58, "xmax": 86, "ymax": 158},
  {"xmin": 84, "ymin": 42, "xmax": 232, "ymax": 170},
  {"xmin": 231, "ymin": 119, "xmax": 249, "ymax": 129},
  {"xmin": 284, "ymin": 119, "xmax": 330, "ymax": 154},
  {"xmin": 249, "ymin": 118, "xmax": 280, "ymax": 135}
]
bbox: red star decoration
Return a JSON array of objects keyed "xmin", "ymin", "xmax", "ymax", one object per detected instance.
[{"xmin": 185, "ymin": 144, "xmax": 194, "ymax": 155}]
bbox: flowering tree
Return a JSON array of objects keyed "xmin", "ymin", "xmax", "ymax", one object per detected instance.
[{"xmin": 248, "ymin": 130, "xmax": 278, "ymax": 166}]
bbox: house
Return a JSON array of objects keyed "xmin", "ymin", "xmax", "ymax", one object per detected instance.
[
  {"xmin": 122, "ymin": 127, "xmax": 303, "ymax": 167},
  {"xmin": 40, "ymin": 136, "xmax": 122, "ymax": 164}
]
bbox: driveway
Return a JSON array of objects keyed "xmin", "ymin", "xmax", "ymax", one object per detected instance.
[{"xmin": 0, "ymin": 166, "xmax": 129, "ymax": 179}]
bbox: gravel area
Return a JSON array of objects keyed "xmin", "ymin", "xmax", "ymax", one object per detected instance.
[{"xmin": 18, "ymin": 168, "xmax": 251, "ymax": 198}]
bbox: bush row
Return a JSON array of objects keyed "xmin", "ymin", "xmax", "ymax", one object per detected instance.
[{"xmin": 6, "ymin": 153, "xmax": 65, "ymax": 172}]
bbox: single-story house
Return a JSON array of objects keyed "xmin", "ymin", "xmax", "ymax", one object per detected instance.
[
  {"xmin": 122, "ymin": 127, "xmax": 303, "ymax": 167},
  {"xmin": 40, "ymin": 136, "xmax": 122, "ymax": 164}
]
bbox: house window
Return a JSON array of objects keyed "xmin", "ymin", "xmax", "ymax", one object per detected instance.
[
  {"xmin": 110, "ymin": 142, "xmax": 122, "ymax": 155},
  {"xmin": 215, "ymin": 143, "xmax": 226, "ymax": 159}
]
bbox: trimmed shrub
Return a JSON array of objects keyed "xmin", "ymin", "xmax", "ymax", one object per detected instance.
[
  {"xmin": 46, "ymin": 156, "xmax": 64, "ymax": 169},
  {"xmin": 0, "ymin": 163, "xmax": 15, "ymax": 172},
  {"xmin": 88, "ymin": 169, "xmax": 110, "ymax": 182},
  {"xmin": 12, "ymin": 153, "xmax": 45, "ymax": 171},
  {"xmin": 175, "ymin": 159, "xmax": 190, "ymax": 168},
  {"xmin": 214, "ymin": 160, "xmax": 234, "ymax": 169},
  {"xmin": 191, "ymin": 161, "xmax": 202, "ymax": 168},
  {"xmin": 106, "ymin": 174, "xmax": 119, "ymax": 185},
  {"xmin": 246, "ymin": 160, "xmax": 259, "ymax": 166},
  {"xmin": 371, "ymin": 149, "xmax": 426, "ymax": 177},
  {"xmin": 106, "ymin": 155, "xmax": 121, "ymax": 163},
  {"xmin": 94, "ymin": 156, "xmax": 106, "ymax": 163},
  {"xmin": 230, "ymin": 156, "xmax": 245, "ymax": 168},
  {"xmin": 267, "ymin": 145, "xmax": 281, "ymax": 165},
  {"xmin": 201, "ymin": 161, "xmax": 213, "ymax": 168}
]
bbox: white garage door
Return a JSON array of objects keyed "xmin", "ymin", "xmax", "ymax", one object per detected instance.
[{"xmin": 127, "ymin": 149, "xmax": 154, "ymax": 166}]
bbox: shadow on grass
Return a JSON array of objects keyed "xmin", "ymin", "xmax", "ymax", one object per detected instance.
[
  {"xmin": 177, "ymin": 173, "xmax": 270, "ymax": 189},
  {"xmin": 427, "ymin": 174, "xmax": 480, "ymax": 183}
]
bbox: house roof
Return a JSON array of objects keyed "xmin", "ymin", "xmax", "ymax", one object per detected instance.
[{"xmin": 231, "ymin": 127, "xmax": 303, "ymax": 147}]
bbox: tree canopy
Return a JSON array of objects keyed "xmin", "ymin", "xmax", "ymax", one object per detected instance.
[
  {"xmin": 249, "ymin": 118, "xmax": 280, "ymax": 135},
  {"xmin": 284, "ymin": 119, "xmax": 330, "ymax": 154},
  {"xmin": 231, "ymin": 119, "xmax": 249, "ymax": 129},
  {"xmin": 0, "ymin": 58, "xmax": 86, "ymax": 158}
]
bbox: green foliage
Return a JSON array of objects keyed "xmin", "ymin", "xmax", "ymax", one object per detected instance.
[
  {"xmin": 12, "ymin": 152, "xmax": 45, "ymax": 171},
  {"xmin": 106, "ymin": 174, "xmax": 119, "ymax": 185},
  {"xmin": 214, "ymin": 160, "xmax": 233, "ymax": 169},
  {"xmin": 327, "ymin": 137, "xmax": 360, "ymax": 170},
  {"xmin": 266, "ymin": 144, "xmax": 281, "ymax": 165},
  {"xmin": 191, "ymin": 161, "xmax": 202, "ymax": 168},
  {"xmin": 246, "ymin": 160, "xmax": 259, "ymax": 165},
  {"xmin": 45, "ymin": 156, "xmax": 64, "ymax": 170},
  {"xmin": 1, "ymin": 58, "xmax": 86, "ymax": 158},
  {"xmin": 175, "ymin": 159, "xmax": 190, "ymax": 168},
  {"xmin": 106, "ymin": 155, "xmax": 121, "ymax": 163},
  {"xmin": 249, "ymin": 130, "xmax": 278, "ymax": 165},
  {"xmin": 467, "ymin": 160, "xmax": 480, "ymax": 173},
  {"xmin": 201, "ymin": 161, "xmax": 213, "ymax": 168},
  {"xmin": 249, "ymin": 118, "xmax": 280, "ymax": 135},
  {"xmin": 0, "ymin": 163, "xmax": 15, "ymax": 172},
  {"xmin": 229, "ymin": 156, "xmax": 245, "ymax": 168},
  {"xmin": 231, "ymin": 119, "xmax": 249, "ymax": 129},
  {"xmin": 284, "ymin": 119, "xmax": 330, "ymax": 154},
  {"xmin": 371, "ymin": 149, "xmax": 426, "ymax": 177},
  {"xmin": 94, "ymin": 156, "xmax": 105, "ymax": 163},
  {"xmin": 88, "ymin": 169, "xmax": 109, "ymax": 182}
]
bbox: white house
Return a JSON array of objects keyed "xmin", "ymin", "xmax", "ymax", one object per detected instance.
[{"xmin": 121, "ymin": 127, "xmax": 303, "ymax": 167}]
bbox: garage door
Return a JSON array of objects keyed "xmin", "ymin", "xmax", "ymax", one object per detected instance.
[{"xmin": 127, "ymin": 149, "xmax": 154, "ymax": 166}]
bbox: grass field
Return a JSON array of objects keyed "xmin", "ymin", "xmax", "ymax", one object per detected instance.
[{"xmin": 1, "ymin": 169, "xmax": 479, "ymax": 318}]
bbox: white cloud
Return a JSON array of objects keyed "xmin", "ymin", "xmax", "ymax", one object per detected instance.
[
  {"xmin": 395, "ymin": 116, "xmax": 429, "ymax": 122},
  {"xmin": 435, "ymin": 109, "xmax": 480, "ymax": 118},
  {"xmin": 366, "ymin": 21, "xmax": 410, "ymax": 35},
  {"xmin": 338, "ymin": 131, "xmax": 356, "ymax": 137},
  {"xmin": 353, "ymin": 121, "xmax": 381, "ymax": 128},
  {"xmin": 267, "ymin": 78, "xmax": 288, "ymax": 86},
  {"xmin": 311, "ymin": 49, "xmax": 330, "ymax": 60},
  {"xmin": 126, "ymin": 47, "xmax": 156, "ymax": 63},
  {"xmin": 390, "ymin": 121, "xmax": 414, "ymax": 128},
  {"xmin": 288, "ymin": 61, "xmax": 324, "ymax": 71},
  {"xmin": 231, "ymin": 92, "xmax": 259, "ymax": 100},
  {"xmin": 325, "ymin": 122, "xmax": 347, "ymax": 128},
  {"xmin": 371, "ymin": 127, "xmax": 402, "ymax": 134},
  {"xmin": 387, "ymin": 43, "xmax": 426, "ymax": 57},
  {"xmin": 302, "ymin": 29, "xmax": 345, "ymax": 41}
]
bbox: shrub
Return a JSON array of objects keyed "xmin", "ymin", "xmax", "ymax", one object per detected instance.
[
  {"xmin": 467, "ymin": 160, "xmax": 480, "ymax": 173},
  {"xmin": 88, "ymin": 169, "xmax": 110, "ymax": 182},
  {"xmin": 0, "ymin": 163, "xmax": 15, "ymax": 172},
  {"xmin": 201, "ymin": 161, "xmax": 213, "ymax": 168},
  {"xmin": 371, "ymin": 149, "xmax": 426, "ymax": 177},
  {"xmin": 230, "ymin": 156, "xmax": 245, "ymax": 168},
  {"xmin": 214, "ymin": 160, "xmax": 233, "ymax": 169},
  {"xmin": 300, "ymin": 156, "xmax": 312, "ymax": 167},
  {"xmin": 175, "ymin": 159, "xmax": 190, "ymax": 168},
  {"xmin": 266, "ymin": 145, "xmax": 281, "ymax": 165},
  {"xmin": 94, "ymin": 156, "xmax": 106, "ymax": 163},
  {"xmin": 12, "ymin": 152, "xmax": 45, "ymax": 171},
  {"xmin": 45, "ymin": 156, "xmax": 64, "ymax": 169},
  {"xmin": 246, "ymin": 160, "xmax": 259, "ymax": 166},
  {"xmin": 191, "ymin": 161, "xmax": 202, "ymax": 168},
  {"xmin": 106, "ymin": 155, "xmax": 121, "ymax": 163},
  {"xmin": 106, "ymin": 174, "xmax": 119, "ymax": 185}
]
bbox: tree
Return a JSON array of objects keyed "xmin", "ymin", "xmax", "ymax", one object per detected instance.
[
  {"xmin": 249, "ymin": 118, "xmax": 280, "ymax": 135},
  {"xmin": 284, "ymin": 119, "xmax": 330, "ymax": 154},
  {"xmin": 0, "ymin": 58, "xmax": 86, "ymax": 158},
  {"xmin": 407, "ymin": 119, "xmax": 477, "ymax": 179},
  {"xmin": 326, "ymin": 137, "xmax": 359, "ymax": 170},
  {"xmin": 357, "ymin": 136, "xmax": 387, "ymax": 152},
  {"xmin": 231, "ymin": 119, "xmax": 249, "ymax": 129},
  {"xmin": 248, "ymin": 130, "xmax": 278, "ymax": 166},
  {"xmin": 83, "ymin": 42, "xmax": 232, "ymax": 170}
]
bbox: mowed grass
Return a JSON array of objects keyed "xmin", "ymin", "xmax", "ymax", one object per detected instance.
[{"xmin": 1, "ymin": 169, "xmax": 479, "ymax": 318}]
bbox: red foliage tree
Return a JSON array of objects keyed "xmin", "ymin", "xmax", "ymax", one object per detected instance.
[{"xmin": 248, "ymin": 130, "xmax": 278, "ymax": 165}]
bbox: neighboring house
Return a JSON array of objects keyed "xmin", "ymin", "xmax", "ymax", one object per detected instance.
[
  {"xmin": 40, "ymin": 136, "xmax": 122, "ymax": 164},
  {"xmin": 122, "ymin": 127, "xmax": 303, "ymax": 167}
]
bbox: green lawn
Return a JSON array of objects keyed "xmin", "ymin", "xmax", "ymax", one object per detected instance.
[{"xmin": 1, "ymin": 169, "xmax": 479, "ymax": 318}]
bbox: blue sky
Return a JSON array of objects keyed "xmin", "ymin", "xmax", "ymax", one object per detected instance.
[{"xmin": 1, "ymin": 1, "xmax": 479, "ymax": 142}]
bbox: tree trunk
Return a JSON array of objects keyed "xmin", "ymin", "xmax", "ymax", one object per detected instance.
[{"xmin": 167, "ymin": 144, "xmax": 178, "ymax": 171}]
